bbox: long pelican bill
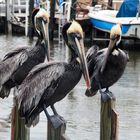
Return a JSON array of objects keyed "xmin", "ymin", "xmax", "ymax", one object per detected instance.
[
  {"xmin": 40, "ymin": 20, "xmax": 50, "ymax": 61},
  {"xmin": 75, "ymin": 37, "xmax": 91, "ymax": 89},
  {"xmin": 35, "ymin": 9, "xmax": 50, "ymax": 61}
]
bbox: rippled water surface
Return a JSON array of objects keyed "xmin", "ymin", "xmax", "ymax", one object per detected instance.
[{"xmin": 0, "ymin": 35, "xmax": 140, "ymax": 140}]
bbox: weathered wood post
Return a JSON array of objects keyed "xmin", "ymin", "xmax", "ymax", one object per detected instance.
[
  {"xmin": 5, "ymin": 0, "xmax": 12, "ymax": 34},
  {"xmin": 11, "ymin": 89, "xmax": 30, "ymax": 140},
  {"xmin": 49, "ymin": 0, "xmax": 56, "ymax": 41},
  {"xmin": 28, "ymin": 0, "xmax": 34, "ymax": 40},
  {"xmin": 108, "ymin": 0, "xmax": 113, "ymax": 9},
  {"xmin": 47, "ymin": 116, "xmax": 70, "ymax": 140},
  {"xmin": 100, "ymin": 97, "xmax": 118, "ymax": 140},
  {"xmin": 92, "ymin": 0, "xmax": 98, "ymax": 6},
  {"xmin": 70, "ymin": 0, "xmax": 76, "ymax": 20}
]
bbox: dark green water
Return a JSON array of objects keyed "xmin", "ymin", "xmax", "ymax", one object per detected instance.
[{"xmin": 0, "ymin": 35, "xmax": 140, "ymax": 140}]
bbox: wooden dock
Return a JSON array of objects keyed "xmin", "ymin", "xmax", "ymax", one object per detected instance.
[
  {"xmin": 0, "ymin": 0, "xmax": 91, "ymax": 36},
  {"xmin": 0, "ymin": 0, "xmax": 29, "ymax": 35},
  {"xmin": 0, "ymin": 0, "xmax": 122, "ymax": 38}
]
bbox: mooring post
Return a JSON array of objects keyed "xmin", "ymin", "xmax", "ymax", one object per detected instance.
[
  {"xmin": 70, "ymin": 0, "xmax": 76, "ymax": 20},
  {"xmin": 47, "ymin": 116, "xmax": 69, "ymax": 140},
  {"xmin": 11, "ymin": 90, "xmax": 30, "ymax": 140},
  {"xmin": 92, "ymin": 0, "xmax": 98, "ymax": 6},
  {"xmin": 100, "ymin": 98, "xmax": 118, "ymax": 140},
  {"xmin": 5, "ymin": 0, "xmax": 12, "ymax": 34},
  {"xmin": 49, "ymin": 0, "xmax": 56, "ymax": 41},
  {"xmin": 108, "ymin": 0, "xmax": 113, "ymax": 9},
  {"xmin": 28, "ymin": 0, "xmax": 34, "ymax": 40}
]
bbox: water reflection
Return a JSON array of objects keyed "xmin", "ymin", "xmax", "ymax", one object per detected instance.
[{"xmin": 0, "ymin": 35, "xmax": 140, "ymax": 140}]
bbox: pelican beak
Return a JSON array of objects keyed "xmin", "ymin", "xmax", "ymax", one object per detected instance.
[
  {"xmin": 101, "ymin": 38, "xmax": 117, "ymax": 73},
  {"xmin": 40, "ymin": 19, "xmax": 50, "ymax": 61},
  {"xmin": 36, "ymin": 17, "xmax": 50, "ymax": 61},
  {"xmin": 75, "ymin": 37, "xmax": 91, "ymax": 90}
]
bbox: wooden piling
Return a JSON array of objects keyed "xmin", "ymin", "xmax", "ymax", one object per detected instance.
[
  {"xmin": 92, "ymin": 0, "xmax": 98, "ymax": 6},
  {"xmin": 47, "ymin": 116, "xmax": 69, "ymax": 140},
  {"xmin": 100, "ymin": 98, "xmax": 118, "ymax": 140},
  {"xmin": 11, "ymin": 93, "xmax": 30, "ymax": 140},
  {"xmin": 70, "ymin": 0, "xmax": 76, "ymax": 20},
  {"xmin": 5, "ymin": 0, "xmax": 12, "ymax": 34},
  {"xmin": 28, "ymin": 0, "xmax": 34, "ymax": 40},
  {"xmin": 49, "ymin": 0, "xmax": 56, "ymax": 41},
  {"xmin": 108, "ymin": 0, "xmax": 113, "ymax": 9}
]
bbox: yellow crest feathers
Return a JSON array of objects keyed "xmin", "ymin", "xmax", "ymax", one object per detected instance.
[
  {"xmin": 36, "ymin": 8, "xmax": 50, "ymax": 21},
  {"xmin": 110, "ymin": 24, "xmax": 122, "ymax": 37},
  {"xmin": 67, "ymin": 20, "xmax": 84, "ymax": 38}
]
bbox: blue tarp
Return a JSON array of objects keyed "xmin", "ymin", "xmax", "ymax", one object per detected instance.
[{"xmin": 116, "ymin": 0, "xmax": 139, "ymax": 17}]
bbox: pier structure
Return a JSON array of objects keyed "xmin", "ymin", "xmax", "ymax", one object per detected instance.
[{"xmin": 0, "ymin": 0, "xmax": 29, "ymax": 35}]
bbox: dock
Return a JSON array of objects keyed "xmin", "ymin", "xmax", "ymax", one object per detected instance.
[
  {"xmin": 0, "ymin": 0, "xmax": 123, "ymax": 41},
  {"xmin": 0, "ymin": 0, "xmax": 92, "ymax": 36},
  {"xmin": 0, "ymin": 0, "xmax": 29, "ymax": 35}
]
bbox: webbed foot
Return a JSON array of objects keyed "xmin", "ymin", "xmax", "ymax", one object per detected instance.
[
  {"xmin": 43, "ymin": 104, "xmax": 66, "ymax": 129},
  {"xmin": 100, "ymin": 90, "xmax": 116, "ymax": 102},
  {"xmin": 49, "ymin": 115, "xmax": 66, "ymax": 129}
]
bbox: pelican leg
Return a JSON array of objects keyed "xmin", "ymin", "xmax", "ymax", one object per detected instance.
[
  {"xmin": 43, "ymin": 104, "xmax": 51, "ymax": 119},
  {"xmin": 51, "ymin": 105, "xmax": 66, "ymax": 127},
  {"xmin": 51, "ymin": 105, "xmax": 58, "ymax": 115},
  {"xmin": 43, "ymin": 104, "xmax": 65, "ymax": 129},
  {"xmin": 95, "ymin": 76, "xmax": 112, "ymax": 102}
]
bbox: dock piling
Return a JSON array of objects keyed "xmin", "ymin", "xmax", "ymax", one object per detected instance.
[
  {"xmin": 100, "ymin": 97, "xmax": 118, "ymax": 140},
  {"xmin": 47, "ymin": 115, "xmax": 69, "ymax": 140},
  {"xmin": 28, "ymin": 0, "xmax": 34, "ymax": 39},
  {"xmin": 5, "ymin": 0, "xmax": 12, "ymax": 34},
  {"xmin": 70, "ymin": 0, "xmax": 76, "ymax": 20},
  {"xmin": 49, "ymin": 0, "xmax": 56, "ymax": 41},
  {"xmin": 11, "ymin": 89, "xmax": 30, "ymax": 140}
]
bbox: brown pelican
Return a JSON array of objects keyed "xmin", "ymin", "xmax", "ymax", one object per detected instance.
[
  {"xmin": 85, "ymin": 24, "xmax": 129, "ymax": 102},
  {"xmin": 17, "ymin": 21, "xmax": 91, "ymax": 128},
  {"xmin": 0, "ymin": 8, "xmax": 50, "ymax": 98}
]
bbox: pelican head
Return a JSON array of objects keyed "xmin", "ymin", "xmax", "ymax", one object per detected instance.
[
  {"xmin": 32, "ymin": 8, "xmax": 50, "ymax": 61},
  {"xmin": 63, "ymin": 20, "xmax": 91, "ymax": 89},
  {"xmin": 110, "ymin": 24, "xmax": 122, "ymax": 46},
  {"xmin": 101, "ymin": 24, "xmax": 122, "ymax": 73}
]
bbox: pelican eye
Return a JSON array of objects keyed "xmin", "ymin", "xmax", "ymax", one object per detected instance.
[
  {"xmin": 75, "ymin": 32, "xmax": 82, "ymax": 40},
  {"xmin": 42, "ymin": 18, "xmax": 48, "ymax": 24},
  {"xmin": 116, "ymin": 34, "xmax": 121, "ymax": 40},
  {"xmin": 36, "ymin": 16, "xmax": 47, "ymax": 23}
]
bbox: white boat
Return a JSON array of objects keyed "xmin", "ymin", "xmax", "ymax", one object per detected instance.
[{"xmin": 88, "ymin": 0, "xmax": 140, "ymax": 39}]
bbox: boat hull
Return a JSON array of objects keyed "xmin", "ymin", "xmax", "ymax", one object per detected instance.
[{"xmin": 88, "ymin": 10, "xmax": 140, "ymax": 39}]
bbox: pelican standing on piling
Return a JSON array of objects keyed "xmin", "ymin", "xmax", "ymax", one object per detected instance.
[
  {"xmin": 0, "ymin": 8, "xmax": 50, "ymax": 99},
  {"xmin": 85, "ymin": 24, "xmax": 129, "ymax": 102},
  {"xmin": 17, "ymin": 21, "xmax": 91, "ymax": 128}
]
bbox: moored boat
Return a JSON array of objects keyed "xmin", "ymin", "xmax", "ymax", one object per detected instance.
[{"xmin": 88, "ymin": 0, "xmax": 140, "ymax": 39}]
